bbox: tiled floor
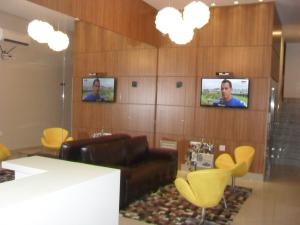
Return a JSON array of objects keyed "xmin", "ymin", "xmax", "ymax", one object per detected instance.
[{"xmin": 120, "ymin": 164, "xmax": 300, "ymax": 225}]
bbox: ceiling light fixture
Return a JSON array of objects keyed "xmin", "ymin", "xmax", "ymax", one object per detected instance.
[
  {"xmin": 155, "ymin": 7, "xmax": 182, "ymax": 35},
  {"xmin": 28, "ymin": 20, "xmax": 69, "ymax": 52},
  {"xmin": 183, "ymin": 1, "xmax": 210, "ymax": 30},
  {"xmin": 155, "ymin": 1, "xmax": 210, "ymax": 45},
  {"xmin": 169, "ymin": 20, "xmax": 194, "ymax": 45},
  {"xmin": 27, "ymin": 20, "xmax": 54, "ymax": 43},
  {"xmin": 211, "ymin": 2, "xmax": 216, "ymax": 7},
  {"xmin": 48, "ymin": 31, "xmax": 69, "ymax": 52},
  {"xmin": 234, "ymin": 1, "xmax": 239, "ymax": 5}
]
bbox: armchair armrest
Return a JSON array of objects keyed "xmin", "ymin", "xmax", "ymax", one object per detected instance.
[{"xmin": 148, "ymin": 148, "xmax": 178, "ymax": 162}]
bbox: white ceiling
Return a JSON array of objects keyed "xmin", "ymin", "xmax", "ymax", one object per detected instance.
[
  {"xmin": 0, "ymin": 0, "xmax": 75, "ymax": 32},
  {"xmin": 0, "ymin": 0, "xmax": 299, "ymax": 42}
]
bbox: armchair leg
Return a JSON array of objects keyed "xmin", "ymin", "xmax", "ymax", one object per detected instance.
[
  {"xmin": 222, "ymin": 195, "xmax": 227, "ymax": 209},
  {"xmin": 231, "ymin": 176, "xmax": 236, "ymax": 191},
  {"xmin": 200, "ymin": 208, "xmax": 205, "ymax": 225}
]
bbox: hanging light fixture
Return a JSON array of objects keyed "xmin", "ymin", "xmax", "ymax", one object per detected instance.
[
  {"xmin": 183, "ymin": 1, "xmax": 210, "ymax": 29},
  {"xmin": 169, "ymin": 20, "xmax": 194, "ymax": 45},
  {"xmin": 27, "ymin": 20, "xmax": 54, "ymax": 43},
  {"xmin": 48, "ymin": 31, "xmax": 69, "ymax": 52},
  {"xmin": 155, "ymin": 7, "xmax": 182, "ymax": 35},
  {"xmin": 155, "ymin": 1, "xmax": 210, "ymax": 45}
]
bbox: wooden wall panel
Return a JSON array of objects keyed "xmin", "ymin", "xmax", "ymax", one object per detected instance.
[
  {"xmin": 128, "ymin": 105, "xmax": 155, "ymax": 133},
  {"xmin": 211, "ymin": 3, "xmax": 274, "ymax": 46},
  {"xmin": 248, "ymin": 78, "xmax": 270, "ymax": 111},
  {"xmin": 116, "ymin": 49, "xmax": 157, "ymax": 76},
  {"xmin": 128, "ymin": 77, "xmax": 156, "ymax": 104},
  {"xmin": 183, "ymin": 107, "xmax": 195, "ymax": 138},
  {"xmin": 29, "ymin": 0, "xmax": 159, "ymax": 46},
  {"xmin": 156, "ymin": 3, "xmax": 277, "ymax": 173},
  {"xmin": 72, "ymin": 103, "xmax": 113, "ymax": 130},
  {"xmin": 116, "ymin": 77, "xmax": 129, "ymax": 103},
  {"xmin": 157, "ymin": 77, "xmax": 186, "ymax": 106},
  {"xmin": 158, "ymin": 48, "xmax": 197, "ymax": 76},
  {"xmin": 72, "ymin": 21, "xmax": 157, "ymax": 143},
  {"xmin": 197, "ymin": 47, "xmax": 272, "ymax": 77},
  {"xmin": 157, "ymin": 77, "xmax": 197, "ymax": 106},
  {"xmin": 111, "ymin": 104, "xmax": 129, "ymax": 131},
  {"xmin": 70, "ymin": 3, "xmax": 278, "ymax": 174},
  {"xmin": 156, "ymin": 106, "xmax": 184, "ymax": 135}
]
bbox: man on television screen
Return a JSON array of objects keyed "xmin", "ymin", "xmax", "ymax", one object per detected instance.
[
  {"xmin": 213, "ymin": 79, "xmax": 246, "ymax": 107},
  {"xmin": 84, "ymin": 78, "xmax": 105, "ymax": 102}
]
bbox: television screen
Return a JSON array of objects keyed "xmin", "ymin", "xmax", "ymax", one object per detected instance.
[
  {"xmin": 82, "ymin": 77, "xmax": 116, "ymax": 102},
  {"xmin": 200, "ymin": 78, "xmax": 250, "ymax": 108}
]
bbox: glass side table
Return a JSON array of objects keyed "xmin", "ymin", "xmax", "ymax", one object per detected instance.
[{"xmin": 185, "ymin": 141, "xmax": 214, "ymax": 171}]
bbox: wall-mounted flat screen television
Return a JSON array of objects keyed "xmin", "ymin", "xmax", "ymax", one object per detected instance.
[
  {"xmin": 200, "ymin": 78, "xmax": 250, "ymax": 109},
  {"xmin": 82, "ymin": 77, "xmax": 116, "ymax": 102}
]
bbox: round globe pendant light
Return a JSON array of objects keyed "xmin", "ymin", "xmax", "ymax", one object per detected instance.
[
  {"xmin": 155, "ymin": 7, "xmax": 182, "ymax": 35},
  {"xmin": 183, "ymin": 1, "xmax": 210, "ymax": 29},
  {"xmin": 27, "ymin": 20, "xmax": 54, "ymax": 43},
  {"xmin": 155, "ymin": 1, "xmax": 210, "ymax": 45},
  {"xmin": 48, "ymin": 31, "xmax": 69, "ymax": 52},
  {"xmin": 168, "ymin": 20, "xmax": 194, "ymax": 45}
]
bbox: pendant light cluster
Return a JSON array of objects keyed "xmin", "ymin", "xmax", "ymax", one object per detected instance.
[
  {"xmin": 155, "ymin": 1, "xmax": 210, "ymax": 45},
  {"xmin": 27, "ymin": 20, "xmax": 69, "ymax": 52}
]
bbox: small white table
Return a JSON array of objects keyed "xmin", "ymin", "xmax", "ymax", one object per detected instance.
[{"xmin": 0, "ymin": 156, "xmax": 120, "ymax": 225}]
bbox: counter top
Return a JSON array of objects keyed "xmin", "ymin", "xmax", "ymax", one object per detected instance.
[{"xmin": 0, "ymin": 156, "xmax": 119, "ymax": 208}]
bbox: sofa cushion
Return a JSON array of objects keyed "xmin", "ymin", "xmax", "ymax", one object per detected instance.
[
  {"xmin": 83, "ymin": 139, "xmax": 128, "ymax": 165},
  {"xmin": 126, "ymin": 136, "xmax": 149, "ymax": 165}
]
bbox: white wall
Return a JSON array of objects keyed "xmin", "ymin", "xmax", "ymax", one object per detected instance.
[
  {"xmin": 284, "ymin": 43, "xmax": 300, "ymax": 98},
  {"xmin": 0, "ymin": 11, "xmax": 72, "ymax": 150}
]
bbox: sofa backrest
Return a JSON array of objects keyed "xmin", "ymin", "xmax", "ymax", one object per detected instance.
[
  {"xmin": 79, "ymin": 135, "xmax": 150, "ymax": 166},
  {"xmin": 59, "ymin": 134, "xmax": 131, "ymax": 161},
  {"xmin": 125, "ymin": 136, "xmax": 149, "ymax": 165},
  {"xmin": 82, "ymin": 138, "xmax": 129, "ymax": 165}
]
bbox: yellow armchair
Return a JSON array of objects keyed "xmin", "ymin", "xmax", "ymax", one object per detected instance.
[
  {"xmin": 41, "ymin": 128, "xmax": 73, "ymax": 152},
  {"xmin": 0, "ymin": 144, "xmax": 11, "ymax": 161},
  {"xmin": 175, "ymin": 169, "xmax": 230, "ymax": 225},
  {"xmin": 215, "ymin": 146, "xmax": 255, "ymax": 190}
]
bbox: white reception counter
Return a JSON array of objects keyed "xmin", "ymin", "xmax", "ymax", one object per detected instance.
[{"xmin": 0, "ymin": 156, "xmax": 120, "ymax": 225}]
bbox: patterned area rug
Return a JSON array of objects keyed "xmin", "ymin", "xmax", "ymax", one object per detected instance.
[{"xmin": 120, "ymin": 184, "xmax": 252, "ymax": 225}]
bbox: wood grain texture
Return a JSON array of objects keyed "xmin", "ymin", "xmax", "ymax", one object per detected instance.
[
  {"xmin": 197, "ymin": 47, "xmax": 272, "ymax": 78},
  {"xmin": 29, "ymin": 0, "xmax": 159, "ymax": 46},
  {"xmin": 156, "ymin": 106, "xmax": 185, "ymax": 135},
  {"xmin": 157, "ymin": 77, "xmax": 194, "ymax": 106},
  {"xmin": 127, "ymin": 77, "xmax": 156, "ymax": 104},
  {"xmin": 211, "ymin": 3, "xmax": 274, "ymax": 46},
  {"xmin": 158, "ymin": 47, "xmax": 197, "ymax": 76}
]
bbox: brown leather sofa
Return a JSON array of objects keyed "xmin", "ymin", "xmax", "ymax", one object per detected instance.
[
  {"xmin": 59, "ymin": 134, "xmax": 131, "ymax": 161},
  {"xmin": 59, "ymin": 134, "xmax": 178, "ymax": 209}
]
